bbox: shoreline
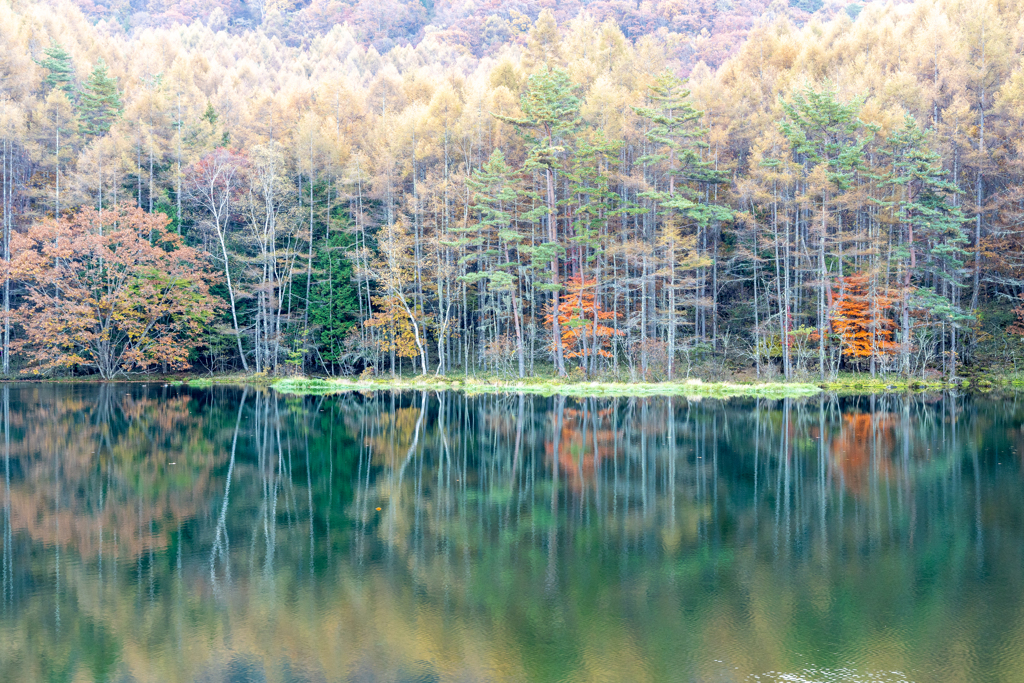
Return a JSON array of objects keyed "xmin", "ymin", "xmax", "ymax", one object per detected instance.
[
  {"xmin": 268, "ymin": 375, "xmax": 1017, "ymax": 398},
  {"xmin": 269, "ymin": 376, "xmax": 826, "ymax": 398},
  {"xmin": 4, "ymin": 373, "xmax": 1020, "ymax": 398}
]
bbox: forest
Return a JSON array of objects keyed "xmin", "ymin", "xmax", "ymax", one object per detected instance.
[{"xmin": 0, "ymin": 0, "xmax": 1023, "ymax": 382}]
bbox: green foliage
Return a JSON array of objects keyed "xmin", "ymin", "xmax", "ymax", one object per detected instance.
[
  {"xmin": 884, "ymin": 115, "xmax": 972, "ymax": 327},
  {"xmin": 202, "ymin": 101, "xmax": 218, "ymax": 125},
  {"xmin": 780, "ymin": 85, "xmax": 874, "ymax": 191},
  {"xmin": 508, "ymin": 66, "xmax": 582, "ymax": 169},
  {"xmin": 309, "ymin": 224, "xmax": 360, "ymax": 366},
  {"xmin": 38, "ymin": 41, "xmax": 75, "ymax": 95},
  {"xmin": 634, "ymin": 71, "xmax": 731, "ymax": 227},
  {"xmin": 79, "ymin": 59, "xmax": 122, "ymax": 137}
]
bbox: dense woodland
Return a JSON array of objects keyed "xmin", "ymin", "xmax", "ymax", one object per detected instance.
[
  {"xmin": 66, "ymin": 0, "xmax": 842, "ymax": 66},
  {"xmin": 1, "ymin": 0, "xmax": 1024, "ymax": 381}
]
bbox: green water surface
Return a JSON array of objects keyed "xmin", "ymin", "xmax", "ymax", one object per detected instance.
[{"xmin": 0, "ymin": 384, "xmax": 1021, "ymax": 682}]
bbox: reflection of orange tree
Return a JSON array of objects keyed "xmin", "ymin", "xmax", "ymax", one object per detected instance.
[
  {"xmin": 544, "ymin": 406, "xmax": 620, "ymax": 492},
  {"xmin": 364, "ymin": 404, "xmax": 426, "ymax": 469},
  {"xmin": 545, "ymin": 275, "xmax": 623, "ymax": 364},
  {"xmin": 3, "ymin": 389, "xmax": 226, "ymax": 560},
  {"xmin": 829, "ymin": 412, "xmax": 896, "ymax": 497}
]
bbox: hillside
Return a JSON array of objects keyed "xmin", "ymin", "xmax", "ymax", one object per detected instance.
[{"xmin": 69, "ymin": 0, "xmax": 865, "ymax": 67}]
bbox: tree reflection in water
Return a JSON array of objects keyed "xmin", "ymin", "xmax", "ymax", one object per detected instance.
[{"xmin": 0, "ymin": 385, "xmax": 1023, "ymax": 682}]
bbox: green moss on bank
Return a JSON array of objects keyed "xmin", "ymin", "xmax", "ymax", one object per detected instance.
[
  {"xmin": 271, "ymin": 376, "xmax": 823, "ymax": 399},
  {"xmin": 821, "ymin": 377, "xmax": 955, "ymax": 394},
  {"xmin": 18, "ymin": 369, "xmax": 1024, "ymax": 397}
]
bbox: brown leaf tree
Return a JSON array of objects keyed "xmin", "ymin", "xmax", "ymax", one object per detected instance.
[{"xmin": 9, "ymin": 203, "xmax": 220, "ymax": 378}]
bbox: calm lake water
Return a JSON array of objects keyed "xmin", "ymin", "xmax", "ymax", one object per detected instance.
[{"xmin": 0, "ymin": 384, "xmax": 1023, "ymax": 682}]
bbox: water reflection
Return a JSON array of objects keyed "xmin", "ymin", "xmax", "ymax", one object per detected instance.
[{"xmin": 0, "ymin": 385, "xmax": 1023, "ymax": 682}]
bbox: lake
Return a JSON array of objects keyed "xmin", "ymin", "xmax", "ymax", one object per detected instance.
[{"xmin": 0, "ymin": 384, "xmax": 1022, "ymax": 682}]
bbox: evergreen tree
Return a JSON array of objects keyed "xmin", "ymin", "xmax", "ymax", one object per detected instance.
[
  {"xmin": 309, "ymin": 230, "xmax": 360, "ymax": 372},
  {"xmin": 779, "ymin": 85, "xmax": 874, "ymax": 378},
  {"xmin": 202, "ymin": 101, "xmax": 218, "ymax": 126},
  {"xmin": 38, "ymin": 42, "xmax": 75, "ymax": 96},
  {"xmin": 461, "ymin": 149, "xmax": 528, "ymax": 376},
  {"xmin": 779, "ymin": 86, "xmax": 871, "ymax": 192},
  {"xmin": 635, "ymin": 72, "xmax": 730, "ymax": 373},
  {"xmin": 79, "ymin": 59, "xmax": 122, "ymax": 137},
  {"xmin": 634, "ymin": 71, "xmax": 726, "ymax": 194},
  {"xmin": 497, "ymin": 66, "xmax": 582, "ymax": 376},
  {"xmin": 884, "ymin": 115, "xmax": 972, "ymax": 375}
]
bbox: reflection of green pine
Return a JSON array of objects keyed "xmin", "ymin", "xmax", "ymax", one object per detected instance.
[
  {"xmin": 80, "ymin": 59, "xmax": 123, "ymax": 137},
  {"xmin": 39, "ymin": 41, "xmax": 75, "ymax": 96}
]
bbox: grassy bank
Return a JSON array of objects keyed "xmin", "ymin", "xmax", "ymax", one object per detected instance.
[
  {"xmin": 166, "ymin": 373, "xmax": 276, "ymax": 388},
  {"xmin": 271, "ymin": 372, "xmax": 1024, "ymax": 398},
  {"xmin": 270, "ymin": 376, "xmax": 823, "ymax": 398},
  {"xmin": 19, "ymin": 370, "xmax": 1024, "ymax": 397},
  {"xmin": 821, "ymin": 374, "xmax": 958, "ymax": 394}
]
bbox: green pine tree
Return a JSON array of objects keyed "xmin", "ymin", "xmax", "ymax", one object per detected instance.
[
  {"xmin": 38, "ymin": 42, "xmax": 75, "ymax": 96},
  {"xmin": 309, "ymin": 221, "xmax": 360, "ymax": 370},
  {"xmin": 634, "ymin": 71, "xmax": 731, "ymax": 225},
  {"xmin": 460, "ymin": 149, "xmax": 520, "ymax": 288},
  {"xmin": 779, "ymin": 86, "xmax": 873, "ymax": 192},
  {"xmin": 884, "ymin": 114, "xmax": 972, "ymax": 373},
  {"xmin": 495, "ymin": 66, "xmax": 582, "ymax": 376},
  {"xmin": 460, "ymin": 149, "xmax": 531, "ymax": 377},
  {"xmin": 79, "ymin": 59, "xmax": 122, "ymax": 137},
  {"xmin": 202, "ymin": 101, "xmax": 218, "ymax": 126},
  {"xmin": 778, "ymin": 84, "xmax": 875, "ymax": 378}
]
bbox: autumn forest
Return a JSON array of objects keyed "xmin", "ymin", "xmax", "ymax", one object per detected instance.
[{"xmin": 2, "ymin": 0, "xmax": 1024, "ymax": 382}]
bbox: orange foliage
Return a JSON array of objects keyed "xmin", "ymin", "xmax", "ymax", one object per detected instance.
[
  {"xmin": 830, "ymin": 273, "xmax": 898, "ymax": 359},
  {"xmin": 1010, "ymin": 294, "xmax": 1024, "ymax": 336},
  {"xmin": 829, "ymin": 412, "xmax": 896, "ymax": 497},
  {"xmin": 544, "ymin": 406, "xmax": 619, "ymax": 492},
  {"xmin": 9, "ymin": 203, "xmax": 220, "ymax": 378},
  {"xmin": 545, "ymin": 275, "xmax": 624, "ymax": 359}
]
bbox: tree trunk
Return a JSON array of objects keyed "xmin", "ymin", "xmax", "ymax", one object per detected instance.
[{"xmin": 547, "ymin": 168, "xmax": 566, "ymax": 376}]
